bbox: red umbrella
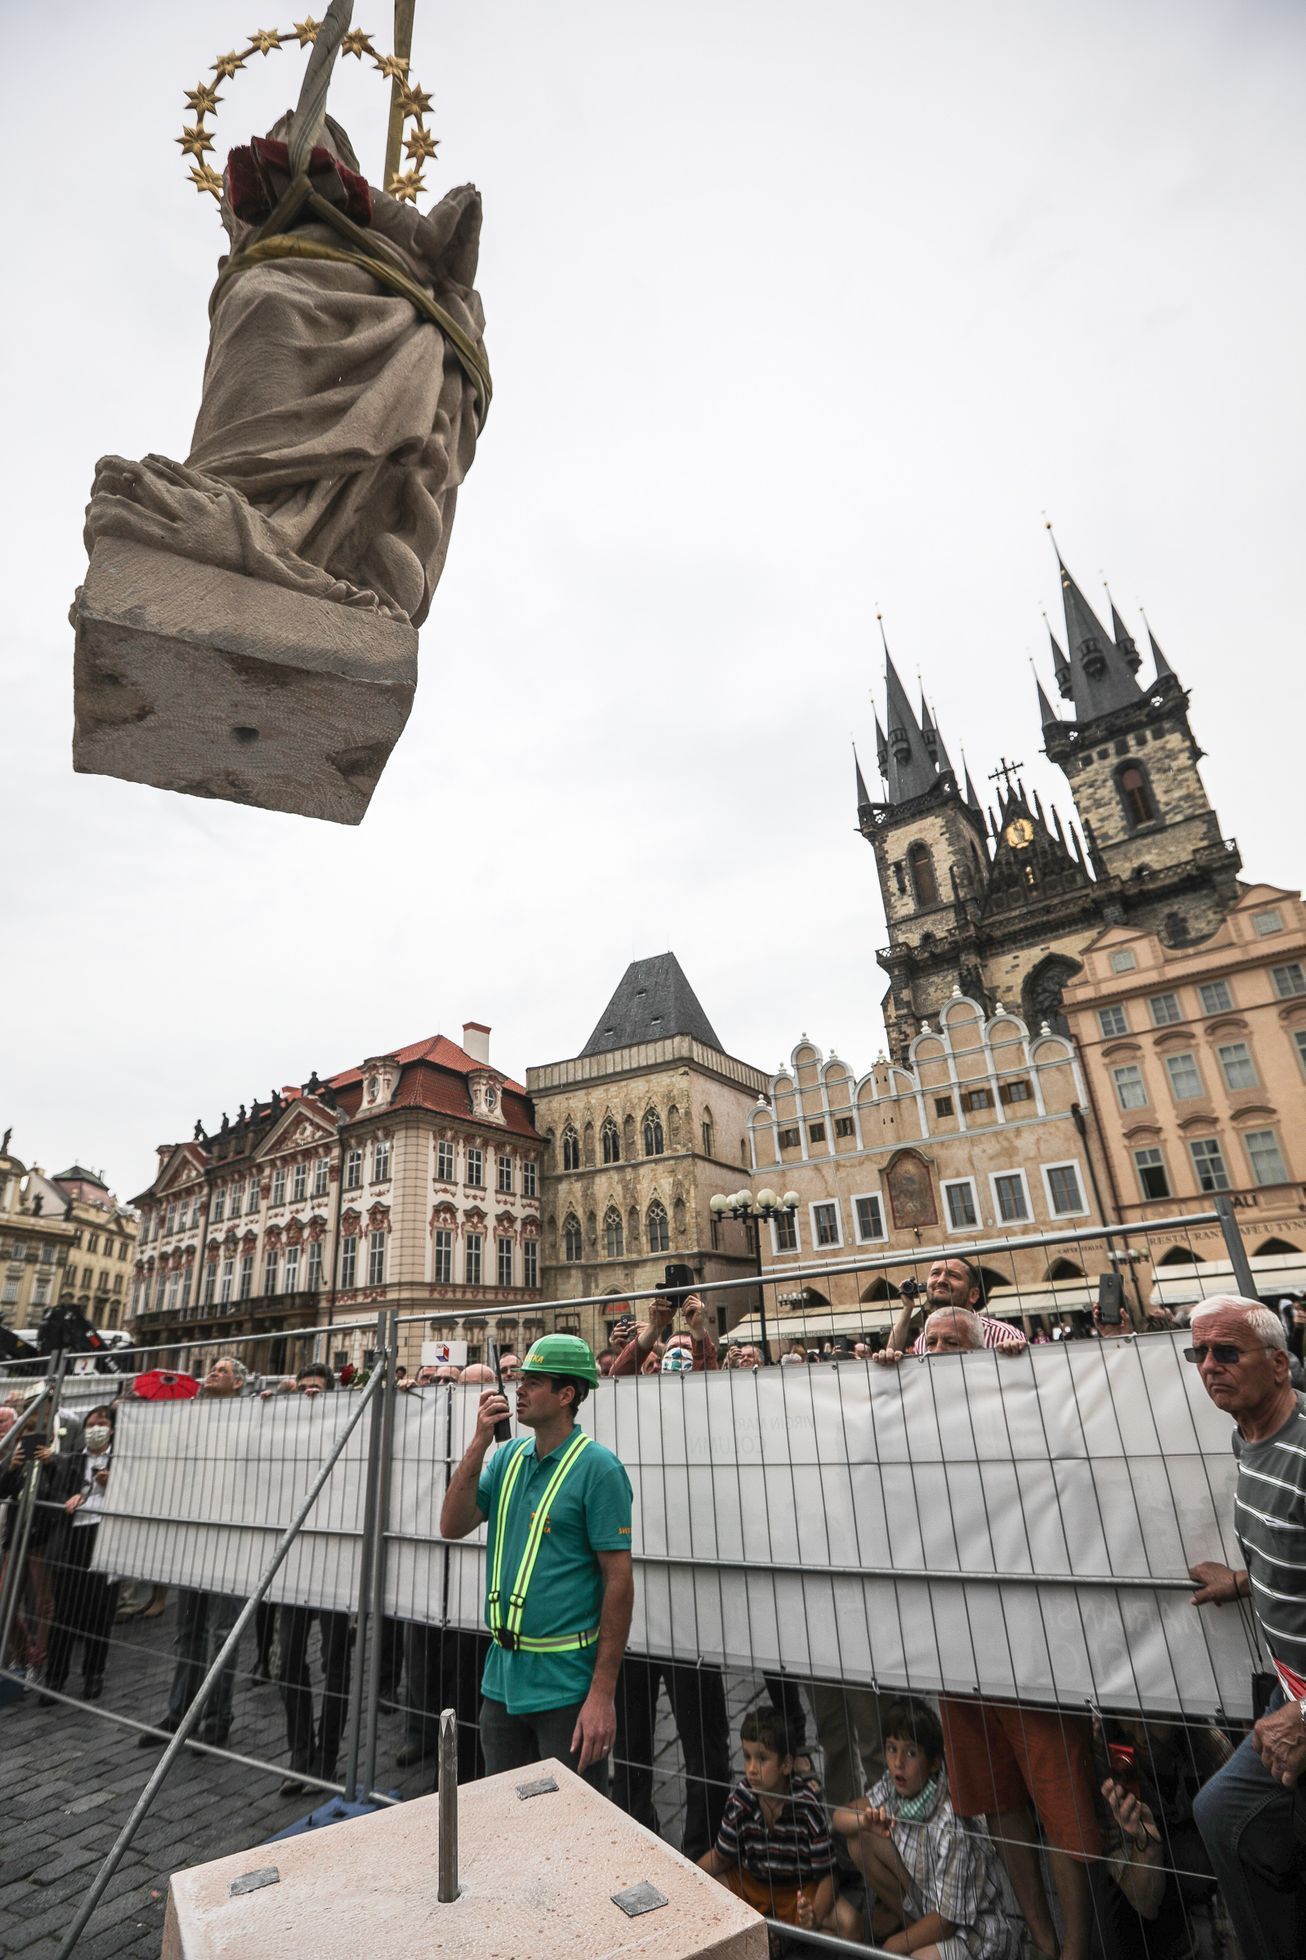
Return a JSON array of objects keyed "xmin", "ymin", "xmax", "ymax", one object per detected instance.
[{"xmin": 131, "ymin": 1369, "xmax": 200, "ymax": 1401}]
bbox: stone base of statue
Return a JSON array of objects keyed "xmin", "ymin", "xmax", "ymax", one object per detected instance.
[{"xmin": 72, "ymin": 537, "xmax": 418, "ymax": 826}]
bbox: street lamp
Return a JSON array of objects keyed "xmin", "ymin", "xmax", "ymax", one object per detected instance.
[{"xmin": 709, "ymin": 1188, "xmax": 801, "ymax": 1362}]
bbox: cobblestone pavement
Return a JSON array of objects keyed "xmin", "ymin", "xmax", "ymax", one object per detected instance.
[{"xmin": 0, "ymin": 1597, "xmax": 770, "ymax": 1956}]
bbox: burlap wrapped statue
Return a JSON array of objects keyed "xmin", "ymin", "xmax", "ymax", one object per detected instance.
[{"xmin": 72, "ymin": 3, "xmax": 490, "ymax": 823}]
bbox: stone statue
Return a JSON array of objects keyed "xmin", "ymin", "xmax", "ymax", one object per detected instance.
[{"xmin": 72, "ymin": 5, "xmax": 489, "ymax": 824}]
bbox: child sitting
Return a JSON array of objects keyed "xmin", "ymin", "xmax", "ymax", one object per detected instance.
[
  {"xmin": 699, "ymin": 1705, "xmax": 839, "ymax": 1933},
  {"xmin": 833, "ymin": 1697, "xmax": 1020, "ymax": 1960}
]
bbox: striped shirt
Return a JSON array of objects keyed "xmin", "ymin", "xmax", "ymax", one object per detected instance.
[
  {"xmin": 1232, "ymin": 1402, "xmax": 1306, "ymax": 1682},
  {"xmin": 912, "ymin": 1314, "xmax": 1026, "ymax": 1356},
  {"xmin": 714, "ymin": 1778, "xmax": 835, "ymax": 1882}
]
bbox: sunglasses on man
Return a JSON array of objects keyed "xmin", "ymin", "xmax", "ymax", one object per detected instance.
[{"xmin": 1183, "ymin": 1342, "xmax": 1250, "ymax": 1366}]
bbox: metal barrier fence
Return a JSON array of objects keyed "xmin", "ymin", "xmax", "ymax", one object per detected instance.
[{"xmin": 0, "ymin": 1206, "xmax": 1289, "ymax": 1955}]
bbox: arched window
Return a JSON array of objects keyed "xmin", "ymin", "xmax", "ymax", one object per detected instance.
[
  {"xmin": 561, "ymin": 1126, "xmax": 580, "ymax": 1172},
  {"xmin": 604, "ymin": 1207, "xmax": 624, "ymax": 1257},
  {"xmin": 1117, "ymin": 762, "xmax": 1157, "ymax": 828},
  {"xmin": 601, "ymin": 1118, "xmax": 620, "ymax": 1165},
  {"xmin": 563, "ymin": 1213, "xmax": 582, "ymax": 1262},
  {"xmin": 907, "ymin": 841, "xmax": 939, "ymax": 907},
  {"xmin": 646, "ymin": 1200, "xmax": 669, "ymax": 1253},
  {"xmin": 701, "ymin": 1108, "xmax": 715, "ymax": 1157},
  {"xmin": 643, "ymin": 1109, "xmax": 664, "ymax": 1157}
]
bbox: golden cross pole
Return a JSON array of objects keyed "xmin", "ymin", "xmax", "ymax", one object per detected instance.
[{"xmin": 384, "ymin": 0, "xmax": 417, "ymax": 186}]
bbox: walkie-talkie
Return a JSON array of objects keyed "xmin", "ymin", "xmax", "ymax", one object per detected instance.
[{"xmin": 486, "ymin": 1336, "xmax": 512, "ymax": 1443}]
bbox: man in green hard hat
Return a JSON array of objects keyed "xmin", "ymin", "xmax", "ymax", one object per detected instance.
[{"xmin": 440, "ymin": 1331, "xmax": 634, "ymax": 1792}]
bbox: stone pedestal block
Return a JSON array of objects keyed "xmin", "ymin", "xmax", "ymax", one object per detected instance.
[
  {"xmin": 72, "ymin": 538, "xmax": 418, "ymax": 825},
  {"xmin": 161, "ymin": 1758, "xmax": 765, "ymax": 1959}
]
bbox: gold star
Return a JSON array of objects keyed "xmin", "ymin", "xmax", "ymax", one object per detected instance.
[
  {"xmin": 189, "ymin": 162, "xmax": 224, "ymax": 199},
  {"xmin": 341, "ymin": 28, "xmax": 374, "ymax": 58},
  {"xmin": 291, "ymin": 17, "xmax": 321, "ymax": 44},
  {"xmin": 184, "ymin": 81, "xmax": 222, "ymax": 116},
  {"xmin": 387, "ymin": 167, "xmax": 426, "ymax": 204},
  {"xmin": 246, "ymin": 27, "xmax": 284, "ymax": 54},
  {"xmin": 403, "ymin": 125, "xmax": 439, "ymax": 163},
  {"xmin": 176, "ymin": 124, "xmax": 216, "ymax": 159},
  {"xmin": 373, "ymin": 51, "xmax": 409, "ymax": 81},
  {"xmin": 397, "ymin": 82, "xmax": 433, "ymax": 118},
  {"xmin": 212, "ymin": 50, "xmax": 248, "ymax": 79}
]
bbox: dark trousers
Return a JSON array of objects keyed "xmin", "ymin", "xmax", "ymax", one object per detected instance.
[
  {"xmin": 613, "ymin": 1655, "xmax": 731, "ymax": 1858},
  {"xmin": 278, "ymin": 1604, "xmax": 352, "ymax": 1778},
  {"xmin": 479, "ymin": 1693, "xmax": 609, "ymax": 1795},
  {"xmin": 404, "ymin": 1621, "xmax": 485, "ymax": 1782},
  {"xmin": 47, "ymin": 1527, "xmax": 118, "ymax": 1691}
]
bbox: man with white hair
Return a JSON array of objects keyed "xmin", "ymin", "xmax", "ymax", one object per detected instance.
[{"xmin": 1187, "ymin": 1294, "xmax": 1305, "ymax": 1958}]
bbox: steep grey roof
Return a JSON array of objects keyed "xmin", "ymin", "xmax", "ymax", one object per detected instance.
[
  {"xmin": 580, "ymin": 954, "xmax": 724, "ymax": 1057},
  {"xmin": 55, "ymin": 1164, "xmax": 107, "ymax": 1188},
  {"xmin": 883, "ymin": 648, "xmax": 939, "ymax": 802},
  {"xmin": 1056, "ymin": 546, "xmax": 1144, "ymax": 721}
]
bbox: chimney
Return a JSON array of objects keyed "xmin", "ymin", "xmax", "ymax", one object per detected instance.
[{"xmin": 462, "ymin": 1022, "xmax": 491, "ymax": 1065}]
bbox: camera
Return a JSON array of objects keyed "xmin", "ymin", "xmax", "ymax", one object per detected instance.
[{"xmin": 899, "ymin": 1277, "xmax": 925, "ymax": 1300}]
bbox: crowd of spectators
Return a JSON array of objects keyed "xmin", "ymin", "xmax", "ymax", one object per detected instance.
[{"xmin": 2, "ymin": 1265, "xmax": 1303, "ymax": 1956}]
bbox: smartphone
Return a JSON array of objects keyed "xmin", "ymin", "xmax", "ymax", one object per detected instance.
[
  {"xmin": 485, "ymin": 1337, "xmax": 512, "ymax": 1443},
  {"xmin": 1096, "ymin": 1273, "xmax": 1125, "ymax": 1325},
  {"xmin": 657, "ymin": 1263, "xmax": 697, "ymax": 1310}
]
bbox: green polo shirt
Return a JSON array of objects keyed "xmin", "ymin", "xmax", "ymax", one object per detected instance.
[{"xmin": 477, "ymin": 1428, "xmax": 633, "ymax": 1715}]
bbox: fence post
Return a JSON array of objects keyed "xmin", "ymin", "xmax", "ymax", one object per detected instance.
[
  {"xmin": 1214, "ymin": 1196, "xmax": 1258, "ymax": 1299},
  {"xmin": 360, "ymin": 1307, "xmax": 397, "ymax": 1794},
  {"xmin": 0, "ymin": 1350, "xmax": 66, "ymax": 1673},
  {"xmin": 342, "ymin": 1309, "xmax": 388, "ymax": 1800}
]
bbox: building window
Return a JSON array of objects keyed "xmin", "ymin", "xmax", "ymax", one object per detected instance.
[
  {"xmin": 306, "ymin": 1240, "xmax": 323, "ymax": 1290},
  {"xmin": 1133, "ymin": 1148, "xmax": 1171, "ymax": 1200},
  {"xmin": 464, "ymin": 1233, "xmax": 482, "ymax": 1285},
  {"xmin": 373, "ymin": 1142, "xmax": 392, "ymax": 1183},
  {"xmin": 340, "ymin": 1235, "xmax": 357, "ymax": 1288},
  {"xmin": 1271, "ymin": 963, "xmax": 1306, "ymax": 1000},
  {"xmin": 600, "ymin": 1119, "xmax": 620, "ymax": 1165},
  {"xmin": 1, "ymin": 1276, "xmax": 17, "ymax": 1306},
  {"xmin": 238, "ymin": 1251, "xmax": 254, "ymax": 1299},
  {"xmin": 1198, "ymin": 979, "xmax": 1233, "ymax": 1014},
  {"xmin": 1112, "ymin": 1064, "xmax": 1148, "ymax": 1110},
  {"xmin": 1110, "ymin": 949, "xmax": 1138, "ymax": 974},
  {"xmin": 773, "ymin": 1210, "xmax": 798, "ymax": 1252},
  {"xmin": 907, "ymin": 841, "xmax": 939, "ymax": 907},
  {"xmin": 934, "ymin": 1096, "xmax": 954, "ymax": 1117},
  {"xmin": 809, "ymin": 1122, "xmax": 826, "ymax": 1143},
  {"xmin": 701, "ymin": 1116, "xmax": 714, "ymax": 1155},
  {"xmin": 604, "ymin": 1207, "xmax": 624, "ymax": 1258},
  {"xmin": 219, "ymin": 1257, "xmax": 234, "ymax": 1302},
  {"xmin": 523, "ymin": 1160, "xmax": 538, "ymax": 1199},
  {"xmin": 1117, "ymin": 762, "xmax": 1157, "ymax": 827},
  {"xmin": 561, "ymin": 1127, "xmax": 581, "ymax": 1171},
  {"xmin": 270, "ymin": 1167, "xmax": 286, "ymax": 1207},
  {"xmin": 1164, "ymin": 1053, "xmax": 1204, "ymax": 1101},
  {"xmin": 433, "ymin": 1229, "xmax": 453, "ymax": 1283},
  {"xmin": 1217, "ymin": 1042, "xmax": 1258, "ymax": 1091},
  {"xmin": 943, "ymin": 1180, "xmax": 979, "ymax": 1230},
  {"xmin": 854, "ymin": 1194, "xmax": 885, "ymax": 1241},
  {"xmin": 466, "ymin": 1147, "xmax": 484, "ymax": 1188},
  {"xmin": 1245, "ymin": 1130, "xmax": 1288, "ymax": 1188},
  {"xmin": 368, "ymin": 1232, "xmax": 387, "ymax": 1285},
  {"xmin": 1098, "ymin": 1005, "xmax": 1128, "ymax": 1037},
  {"xmin": 646, "ymin": 1201, "xmax": 669, "ymax": 1253},
  {"xmin": 1148, "ymin": 994, "xmax": 1182, "ymax": 1027},
  {"xmin": 436, "ymin": 1140, "xmax": 455, "ymax": 1181},
  {"xmin": 1189, "ymin": 1137, "xmax": 1230, "ymax": 1193},
  {"xmin": 834, "ymin": 1116, "xmax": 856, "ymax": 1139},
  {"xmin": 523, "ymin": 1239, "xmax": 538, "ymax": 1289},
  {"xmin": 962, "ymin": 1088, "xmax": 993, "ymax": 1113},
  {"xmin": 210, "ymin": 1192, "xmax": 223, "ymax": 1225},
  {"xmin": 284, "ymin": 1245, "xmax": 301, "ymax": 1293},
  {"xmin": 991, "ymin": 1172, "xmax": 1030, "ymax": 1222},
  {"xmin": 563, "ymin": 1213, "xmax": 583, "ymax": 1262},
  {"xmin": 1253, "ymin": 908, "xmax": 1284, "ymax": 936},
  {"xmin": 497, "ymin": 1237, "xmax": 514, "ymax": 1287},
  {"xmin": 264, "ymin": 1248, "xmax": 279, "ymax": 1294},
  {"xmin": 811, "ymin": 1202, "xmax": 841, "ymax": 1249},
  {"xmin": 179, "ymin": 1266, "xmax": 192, "ymax": 1311},
  {"xmin": 1294, "ymin": 1030, "xmax": 1306, "ymax": 1078},
  {"xmin": 643, "ymin": 1111, "xmax": 664, "ymax": 1157},
  {"xmin": 292, "ymin": 1162, "xmax": 308, "ymax": 1203},
  {"xmin": 778, "ymin": 1127, "xmax": 801, "ymax": 1149},
  {"xmin": 1043, "ymin": 1163, "xmax": 1086, "ymax": 1217},
  {"xmin": 497, "ymin": 1153, "xmax": 513, "ymax": 1193},
  {"xmin": 999, "ymin": 1079, "xmax": 1032, "ymax": 1105},
  {"xmin": 311, "ymin": 1158, "xmax": 329, "ymax": 1198},
  {"xmin": 246, "ymin": 1177, "xmax": 260, "ymax": 1214}
]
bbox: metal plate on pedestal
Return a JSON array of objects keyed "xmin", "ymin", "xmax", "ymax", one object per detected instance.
[
  {"xmin": 515, "ymin": 1775, "xmax": 559, "ymax": 1799},
  {"xmin": 229, "ymin": 1866, "xmax": 280, "ymax": 1897},
  {"xmin": 611, "ymin": 1882, "xmax": 668, "ymax": 1917}
]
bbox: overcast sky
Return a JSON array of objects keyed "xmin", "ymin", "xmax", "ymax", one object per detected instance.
[{"xmin": 2, "ymin": 0, "xmax": 1302, "ymax": 1202}]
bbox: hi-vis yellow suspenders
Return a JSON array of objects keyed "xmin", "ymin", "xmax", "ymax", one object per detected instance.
[{"xmin": 487, "ymin": 1430, "xmax": 599, "ymax": 1653}]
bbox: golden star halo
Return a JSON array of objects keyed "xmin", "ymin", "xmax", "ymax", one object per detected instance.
[{"xmin": 182, "ymin": 26, "xmax": 439, "ymax": 207}]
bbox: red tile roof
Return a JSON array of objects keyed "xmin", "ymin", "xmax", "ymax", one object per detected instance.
[
  {"xmin": 328, "ymin": 1034, "xmax": 526, "ymax": 1096},
  {"xmin": 328, "ymin": 1037, "xmax": 539, "ymax": 1139}
]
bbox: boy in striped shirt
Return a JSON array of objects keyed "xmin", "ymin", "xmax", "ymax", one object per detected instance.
[{"xmin": 700, "ymin": 1706, "xmax": 838, "ymax": 1932}]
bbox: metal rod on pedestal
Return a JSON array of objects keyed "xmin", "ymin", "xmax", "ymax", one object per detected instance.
[{"xmin": 437, "ymin": 1706, "xmax": 459, "ymax": 1902}]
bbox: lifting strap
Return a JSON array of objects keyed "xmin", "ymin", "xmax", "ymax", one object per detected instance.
[{"xmin": 487, "ymin": 1429, "xmax": 597, "ymax": 1653}]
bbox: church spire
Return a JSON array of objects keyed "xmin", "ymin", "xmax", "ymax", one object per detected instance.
[
  {"xmin": 880, "ymin": 622, "xmax": 937, "ymax": 803},
  {"xmin": 1048, "ymin": 529, "xmax": 1144, "ymax": 721},
  {"xmin": 962, "ymin": 756, "xmax": 982, "ymax": 813},
  {"xmin": 1141, "ymin": 609, "xmax": 1178, "ymax": 685},
  {"xmin": 1044, "ymin": 612, "xmax": 1072, "ymax": 700},
  {"xmin": 1035, "ymin": 670, "xmax": 1060, "ymax": 730},
  {"xmin": 853, "ymin": 742, "xmax": 872, "ymax": 813},
  {"xmin": 1107, "ymin": 588, "xmax": 1142, "ymax": 673}
]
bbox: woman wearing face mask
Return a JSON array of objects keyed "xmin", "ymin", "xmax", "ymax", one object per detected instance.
[{"xmin": 46, "ymin": 1404, "xmax": 119, "ymax": 1700}]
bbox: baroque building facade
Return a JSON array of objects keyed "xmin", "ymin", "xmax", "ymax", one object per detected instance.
[
  {"xmin": 129, "ymin": 1025, "xmax": 545, "ymax": 1373},
  {"xmin": 0, "ymin": 1137, "xmax": 137, "ymax": 1333},
  {"xmin": 526, "ymin": 954, "xmax": 770, "ymax": 1349}
]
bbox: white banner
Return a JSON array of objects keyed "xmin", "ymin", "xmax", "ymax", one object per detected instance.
[{"xmin": 92, "ymin": 1334, "xmax": 1262, "ymax": 1716}]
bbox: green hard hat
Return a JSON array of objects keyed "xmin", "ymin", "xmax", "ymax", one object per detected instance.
[{"xmin": 520, "ymin": 1333, "xmax": 600, "ymax": 1387}]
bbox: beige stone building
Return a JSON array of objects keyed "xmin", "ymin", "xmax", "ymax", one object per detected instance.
[
  {"xmin": 0, "ymin": 1138, "xmax": 138, "ymax": 1335},
  {"xmin": 526, "ymin": 955, "xmax": 770, "ymax": 1350},
  {"xmin": 129, "ymin": 1024, "xmax": 545, "ymax": 1374},
  {"xmin": 737, "ymin": 994, "xmax": 1116, "ymax": 1349},
  {"xmin": 1060, "ymin": 884, "xmax": 1306, "ymax": 1306}
]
